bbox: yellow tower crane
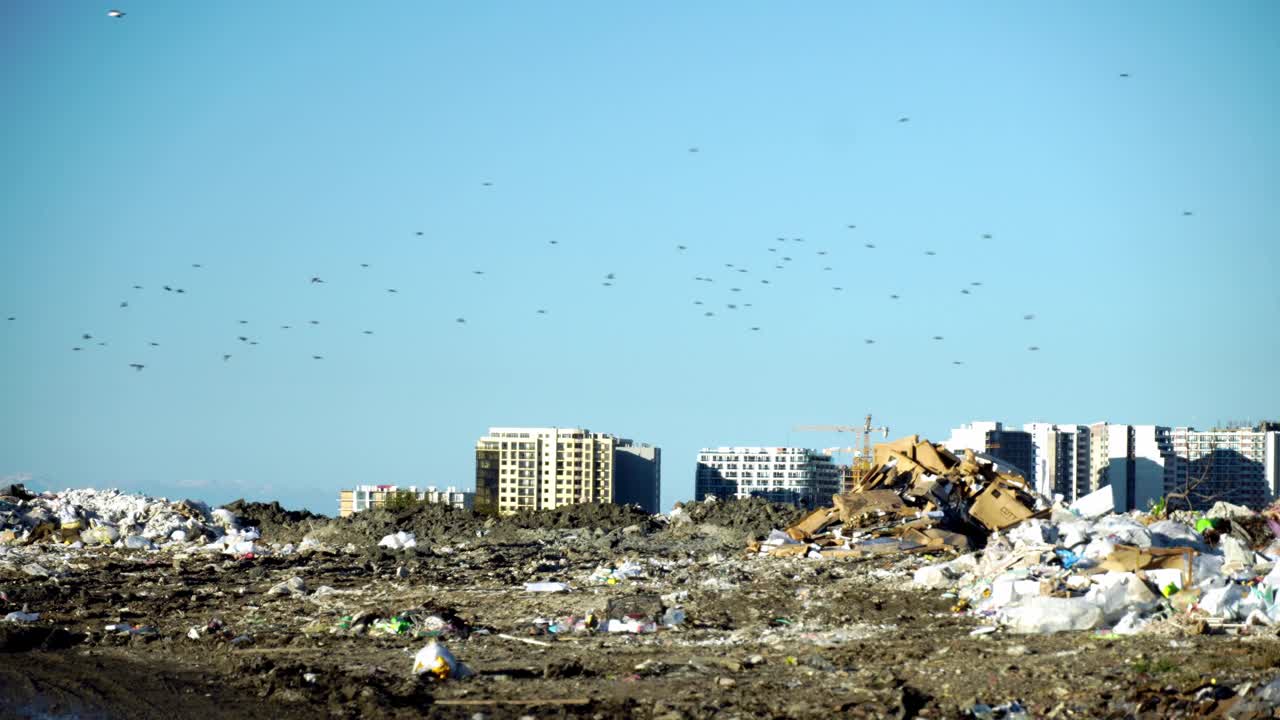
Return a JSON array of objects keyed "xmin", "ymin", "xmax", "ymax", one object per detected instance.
[{"xmin": 794, "ymin": 414, "xmax": 890, "ymax": 493}]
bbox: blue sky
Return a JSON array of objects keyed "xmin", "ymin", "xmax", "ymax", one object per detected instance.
[{"xmin": 3, "ymin": 1, "xmax": 1277, "ymax": 513}]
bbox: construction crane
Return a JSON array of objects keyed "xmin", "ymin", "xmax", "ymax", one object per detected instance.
[{"xmin": 794, "ymin": 414, "xmax": 890, "ymax": 493}]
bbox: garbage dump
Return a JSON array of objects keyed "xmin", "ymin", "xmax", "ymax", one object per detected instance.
[
  {"xmin": 751, "ymin": 434, "xmax": 1280, "ymax": 637},
  {"xmin": 8, "ymin": 478, "xmax": 1280, "ymax": 717},
  {"xmin": 749, "ymin": 434, "xmax": 1047, "ymax": 559}
]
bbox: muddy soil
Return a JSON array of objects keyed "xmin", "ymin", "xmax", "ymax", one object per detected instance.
[{"xmin": 4, "ymin": 501, "xmax": 1280, "ymax": 719}]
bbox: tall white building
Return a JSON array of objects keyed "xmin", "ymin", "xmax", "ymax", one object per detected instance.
[
  {"xmin": 1022, "ymin": 423, "xmax": 1091, "ymax": 501},
  {"xmin": 1169, "ymin": 424, "xmax": 1280, "ymax": 509},
  {"xmin": 694, "ymin": 447, "xmax": 842, "ymax": 508},
  {"xmin": 337, "ymin": 485, "xmax": 474, "ymax": 517}
]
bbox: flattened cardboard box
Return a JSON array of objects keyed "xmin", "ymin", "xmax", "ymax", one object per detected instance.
[{"xmin": 968, "ymin": 482, "xmax": 1036, "ymax": 531}]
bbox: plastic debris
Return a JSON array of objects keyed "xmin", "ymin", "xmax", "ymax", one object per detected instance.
[{"xmin": 412, "ymin": 640, "xmax": 472, "ymax": 680}]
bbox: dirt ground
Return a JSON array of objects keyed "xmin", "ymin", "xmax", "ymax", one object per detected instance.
[{"xmin": 4, "ymin": 500, "xmax": 1280, "ymax": 719}]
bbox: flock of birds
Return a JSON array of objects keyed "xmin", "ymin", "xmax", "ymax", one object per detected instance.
[{"xmin": 1, "ymin": 10, "xmax": 1200, "ymax": 374}]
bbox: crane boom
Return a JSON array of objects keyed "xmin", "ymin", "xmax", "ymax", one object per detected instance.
[{"xmin": 794, "ymin": 414, "xmax": 889, "ymax": 493}]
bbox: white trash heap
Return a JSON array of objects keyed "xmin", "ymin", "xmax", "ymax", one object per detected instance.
[
  {"xmin": 913, "ymin": 495, "xmax": 1280, "ymax": 634},
  {"xmin": 0, "ymin": 486, "xmax": 292, "ymax": 556}
]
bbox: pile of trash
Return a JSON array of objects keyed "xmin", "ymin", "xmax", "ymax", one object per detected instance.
[
  {"xmin": 917, "ymin": 498, "xmax": 1280, "ymax": 634},
  {"xmin": 749, "ymin": 435, "xmax": 1047, "ymax": 559},
  {"xmin": 0, "ymin": 484, "xmax": 274, "ymax": 556}
]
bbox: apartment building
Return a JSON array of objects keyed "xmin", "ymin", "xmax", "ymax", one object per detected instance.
[
  {"xmin": 943, "ymin": 422, "xmax": 1034, "ymax": 478},
  {"xmin": 1168, "ymin": 424, "xmax": 1280, "ymax": 509},
  {"xmin": 337, "ymin": 484, "xmax": 474, "ymax": 517},
  {"xmin": 694, "ymin": 447, "xmax": 842, "ymax": 508},
  {"xmin": 474, "ymin": 427, "xmax": 660, "ymax": 515}
]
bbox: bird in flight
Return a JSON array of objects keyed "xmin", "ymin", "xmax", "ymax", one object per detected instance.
[
  {"xmin": 223, "ymin": 354, "xmax": 232, "ymax": 362},
  {"xmin": 191, "ymin": 263, "xmax": 202, "ymax": 269},
  {"xmin": 129, "ymin": 363, "xmax": 144, "ymax": 372},
  {"xmin": 760, "ymin": 279, "xmax": 770, "ymax": 285},
  {"xmin": 549, "ymin": 240, "xmax": 559, "ymax": 245},
  {"xmin": 793, "ymin": 238, "xmax": 804, "ymax": 243},
  {"xmin": 455, "ymin": 318, "xmax": 466, "ymax": 324},
  {"xmin": 847, "ymin": 224, "xmax": 857, "ymax": 229},
  {"xmin": 952, "ymin": 361, "xmax": 964, "ymax": 366},
  {"xmin": 386, "ymin": 288, "xmax": 398, "ymax": 293},
  {"xmin": 312, "ymin": 355, "xmax": 323, "ymax": 360},
  {"xmin": 416, "ymin": 231, "xmax": 424, "ymax": 236},
  {"xmin": 724, "ymin": 263, "xmax": 734, "ymax": 268},
  {"xmin": 693, "ymin": 300, "xmax": 703, "ymax": 305},
  {"xmin": 605, "ymin": 273, "xmax": 616, "ymax": 280},
  {"xmin": 308, "ymin": 320, "xmax": 320, "ymax": 325},
  {"xmin": 1182, "ymin": 210, "xmax": 1193, "ymax": 216},
  {"xmin": 750, "ymin": 327, "xmax": 760, "ymax": 332},
  {"xmin": 677, "ymin": 245, "xmax": 687, "ymax": 251},
  {"xmin": 864, "ymin": 243, "xmax": 876, "ymax": 249},
  {"xmin": 727, "ymin": 304, "xmax": 738, "ymax": 310},
  {"xmin": 688, "ymin": 147, "xmax": 699, "ymax": 153},
  {"xmin": 889, "ymin": 294, "xmax": 900, "ymax": 300},
  {"xmin": 864, "ymin": 339, "xmax": 875, "ymax": 344},
  {"xmin": 1023, "ymin": 314, "xmax": 1035, "ymax": 320},
  {"xmin": 310, "ymin": 276, "xmax": 324, "ymax": 284},
  {"xmin": 360, "ymin": 263, "xmax": 370, "ymax": 268},
  {"xmin": 362, "ymin": 330, "xmax": 374, "ymax": 335},
  {"xmin": 823, "ymin": 267, "xmax": 833, "ymax": 271},
  {"xmin": 924, "ymin": 251, "xmax": 936, "ymax": 256},
  {"xmin": 817, "ymin": 251, "xmax": 827, "ymax": 256},
  {"xmin": 782, "ymin": 257, "xmax": 792, "ymax": 262},
  {"xmin": 107, "ymin": 9, "xmax": 125, "ymax": 18},
  {"xmin": 72, "ymin": 347, "xmax": 82, "ymax": 352},
  {"xmin": 961, "ymin": 289, "xmax": 971, "ymax": 295},
  {"xmin": 281, "ymin": 325, "xmax": 292, "ymax": 330},
  {"xmin": 482, "ymin": 181, "xmax": 493, "ymax": 187},
  {"xmin": 971, "ymin": 282, "xmax": 982, "ymax": 287},
  {"xmin": 119, "ymin": 301, "xmax": 128, "ymax": 308},
  {"xmin": 833, "ymin": 287, "xmax": 844, "ymax": 292},
  {"xmin": 163, "ymin": 286, "xmax": 173, "ymax": 292},
  {"xmin": 703, "ymin": 311, "xmax": 714, "ymax": 317},
  {"xmin": 237, "ymin": 336, "xmax": 249, "ymax": 342},
  {"xmin": 132, "ymin": 285, "xmax": 143, "ymax": 290},
  {"xmin": 473, "ymin": 270, "xmax": 485, "ymax": 276},
  {"xmin": 5, "ymin": 317, "xmax": 13, "ymax": 321},
  {"xmin": 238, "ymin": 320, "xmax": 248, "ymax": 324},
  {"xmin": 536, "ymin": 309, "xmax": 547, "ymax": 315},
  {"xmin": 1119, "ymin": 73, "xmax": 1130, "ymax": 78},
  {"xmin": 730, "ymin": 287, "xmax": 741, "ymax": 293},
  {"xmin": 1028, "ymin": 346, "xmax": 1040, "ymax": 351},
  {"xmin": 175, "ymin": 288, "xmax": 185, "ymax": 294},
  {"xmin": 932, "ymin": 336, "xmax": 944, "ymax": 341},
  {"xmin": 82, "ymin": 333, "xmax": 92, "ymax": 340},
  {"xmin": 898, "ymin": 117, "xmax": 910, "ymax": 123},
  {"xmin": 982, "ymin": 233, "xmax": 993, "ymax": 239}
]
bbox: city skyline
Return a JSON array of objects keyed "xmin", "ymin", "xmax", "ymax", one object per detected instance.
[{"xmin": 3, "ymin": 2, "xmax": 1278, "ymax": 513}]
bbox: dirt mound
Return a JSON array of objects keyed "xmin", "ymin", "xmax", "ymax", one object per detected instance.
[
  {"xmin": 507, "ymin": 502, "xmax": 656, "ymax": 532},
  {"xmin": 317, "ymin": 503, "xmax": 488, "ymax": 548},
  {"xmin": 222, "ymin": 499, "xmax": 327, "ymax": 543},
  {"xmin": 677, "ymin": 498, "xmax": 807, "ymax": 541}
]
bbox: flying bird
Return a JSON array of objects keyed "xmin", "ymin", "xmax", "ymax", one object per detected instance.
[
  {"xmin": 1028, "ymin": 346, "xmax": 1040, "ymax": 351},
  {"xmin": 924, "ymin": 251, "xmax": 936, "ymax": 256},
  {"xmin": 5, "ymin": 317, "xmax": 13, "ymax": 321},
  {"xmin": 864, "ymin": 339, "xmax": 875, "ymax": 344},
  {"xmin": 455, "ymin": 318, "xmax": 466, "ymax": 324},
  {"xmin": 961, "ymin": 289, "xmax": 971, "ymax": 295},
  {"xmin": 482, "ymin": 181, "xmax": 493, "ymax": 187},
  {"xmin": 833, "ymin": 287, "xmax": 844, "ymax": 291},
  {"xmin": 847, "ymin": 224, "xmax": 856, "ymax": 229},
  {"xmin": 727, "ymin": 304, "xmax": 737, "ymax": 310},
  {"xmin": 952, "ymin": 361, "xmax": 964, "ymax": 366},
  {"xmin": 223, "ymin": 354, "xmax": 232, "ymax": 362},
  {"xmin": 703, "ymin": 311, "xmax": 714, "ymax": 317},
  {"xmin": 549, "ymin": 240, "xmax": 559, "ymax": 245},
  {"xmin": 237, "ymin": 336, "xmax": 248, "ymax": 342},
  {"xmin": 82, "ymin": 333, "xmax": 92, "ymax": 340},
  {"xmin": 688, "ymin": 147, "xmax": 699, "ymax": 153},
  {"xmin": 605, "ymin": 273, "xmax": 615, "ymax": 280},
  {"xmin": 473, "ymin": 270, "xmax": 485, "ymax": 276},
  {"xmin": 782, "ymin": 257, "xmax": 792, "ymax": 262},
  {"xmin": 72, "ymin": 347, "xmax": 82, "ymax": 351},
  {"xmin": 761, "ymin": 280, "xmax": 770, "ymax": 285},
  {"xmin": 310, "ymin": 276, "xmax": 324, "ymax": 284},
  {"xmin": 768, "ymin": 248, "xmax": 777, "ymax": 253},
  {"xmin": 730, "ymin": 287, "xmax": 741, "ymax": 292},
  {"xmin": 175, "ymin": 288, "xmax": 185, "ymax": 294},
  {"xmin": 312, "ymin": 355, "xmax": 323, "ymax": 360},
  {"xmin": 416, "ymin": 231, "xmax": 424, "ymax": 236},
  {"xmin": 889, "ymin": 294, "xmax": 900, "ymax": 300},
  {"xmin": 360, "ymin": 263, "xmax": 370, "ymax": 268},
  {"xmin": 693, "ymin": 301, "xmax": 703, "ymax": 305},
  {"xmin": 107, "ymin": 9, "xmax": 125, "ymax": 18},
  {"xmin": 677, "ymin": 245, "xmax": 687, "ymax": 251},
  {"xmin": 982, "ymin": 233, "xmax": 993, "ymax": 239},
  {"xmin": 132, "ymin": 285, "xmax": 143, "ymax": 289},
  {"xmin": 1119, "ymin": 73, "xmax": 1130, "ymax": 78},
  {"xmin": 163, "ymin": 286, "xmax": 173, "ymax": 292},
  {"xmin": 724, "ymin": 263, "xmax": 734, "ymax": 268},
  {"xmin": 362, "ymin": 330, "xmax": 374, "ymax": 335},
  {"xmin": 1182, "ymin": 211, "xmax": 1193, "ymax": 216},
  {"xmin": 750, "ymin": 327, "xmax": 760, "ymax": 331},
  {"xmin": 148, "ymin": 342, "xmax": 159, "ymax": 347},
  {"xmin": 129, "ymin": 363, "xmax": 144, "ymax": 372},
  {"xmin": 536, "ymin": 309, "xmax": 547, "ymax": 315},
  {"xmin": 191, "ymin": 263, "xmax": 202, "ymax": 268},
  {"xmin": 864, "ymin": 243, "xmax": 876, "ymax": 249},
  {"xmin": 824, "ymin": 267, "xmax": 833, "ymax": 271},
  {"xmin": 386, "ymin": 288, "xmax": 398, "ymax": 293},
  {"xmin": 898, "ymin": 117, "xmax": 910, "ymax": 123},
  {"xmin": 119, "ymin": 301, "xmax": 128, "ymax": 308},
  {"xmin": 971, "ymin": 282, "xmax": 982, "ymax": 286},
  {"xmin": 238, "ymin": 320, "xmax": 248, "ymax": 324},
  {"xmin": 281, "ymin": 325, "xmax": 292, "ymax": 329},
  {"xmin": 1023, "ymin": 314, "xmax": 1035, "ymax": 320},
  {"xmin": 932, "ymin": 336, "xmax": 944, "ymax": 341},
  {"xmin": 817, "ymin": 251, "xmax": 827, "ymax": 256},
  {"xmin": 308, "ymin": 320, "xmax": 320, "ymax": 325}
]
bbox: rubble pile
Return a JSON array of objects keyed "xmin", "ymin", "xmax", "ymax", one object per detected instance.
[
  {"xmin": 0, "ymin": 484, "xmax": 279, "ymax": 556},
  {"xmin": 750, "ymin": 434, "xmax": 1047, "ymax": 559},
  {"xmin": 751, "ymin": 434, "xmax": 1280, "ymax": 637}
]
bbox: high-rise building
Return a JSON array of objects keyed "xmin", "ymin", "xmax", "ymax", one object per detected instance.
[
  {"xmin": 1168, "ymin": 424, "xmax": 1280, "ymax": 509},
  {"xmin": 943, "ymin": 422, "xmax": 1034, "ymax": 478},
  {"xmin": 1085, "ymin": 423, "xmax": 1174, "ymax": 512},
  {"xmin": 473, "ymin": 427, "xmax": 660, "ymax": 515},
  {"xmin": 1023, "ymin": 423, "xmax": 1083, "ymax": 500},
  {"xmin": 694, "ymin": 447, "xmax": 842, "ymax": 508},
  {"xmin": 337, "ymin": 484, "xmax": 473, "ymax": 517}
]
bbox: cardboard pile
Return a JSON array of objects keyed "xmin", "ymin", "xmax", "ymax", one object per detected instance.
[{"xmin": 750, "ymin": 435, "xmax": 1047, "ymax": 559}]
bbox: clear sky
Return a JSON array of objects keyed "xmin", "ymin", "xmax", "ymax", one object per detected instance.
[{"xmin": 3, "ymin": 1, "xmax": 1278, "ymax": 513}]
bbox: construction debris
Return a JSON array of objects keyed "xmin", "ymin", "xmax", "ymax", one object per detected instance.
[{"xmin": 751, "ymin": 435, "xmax": 1046, "ymax": 559}]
